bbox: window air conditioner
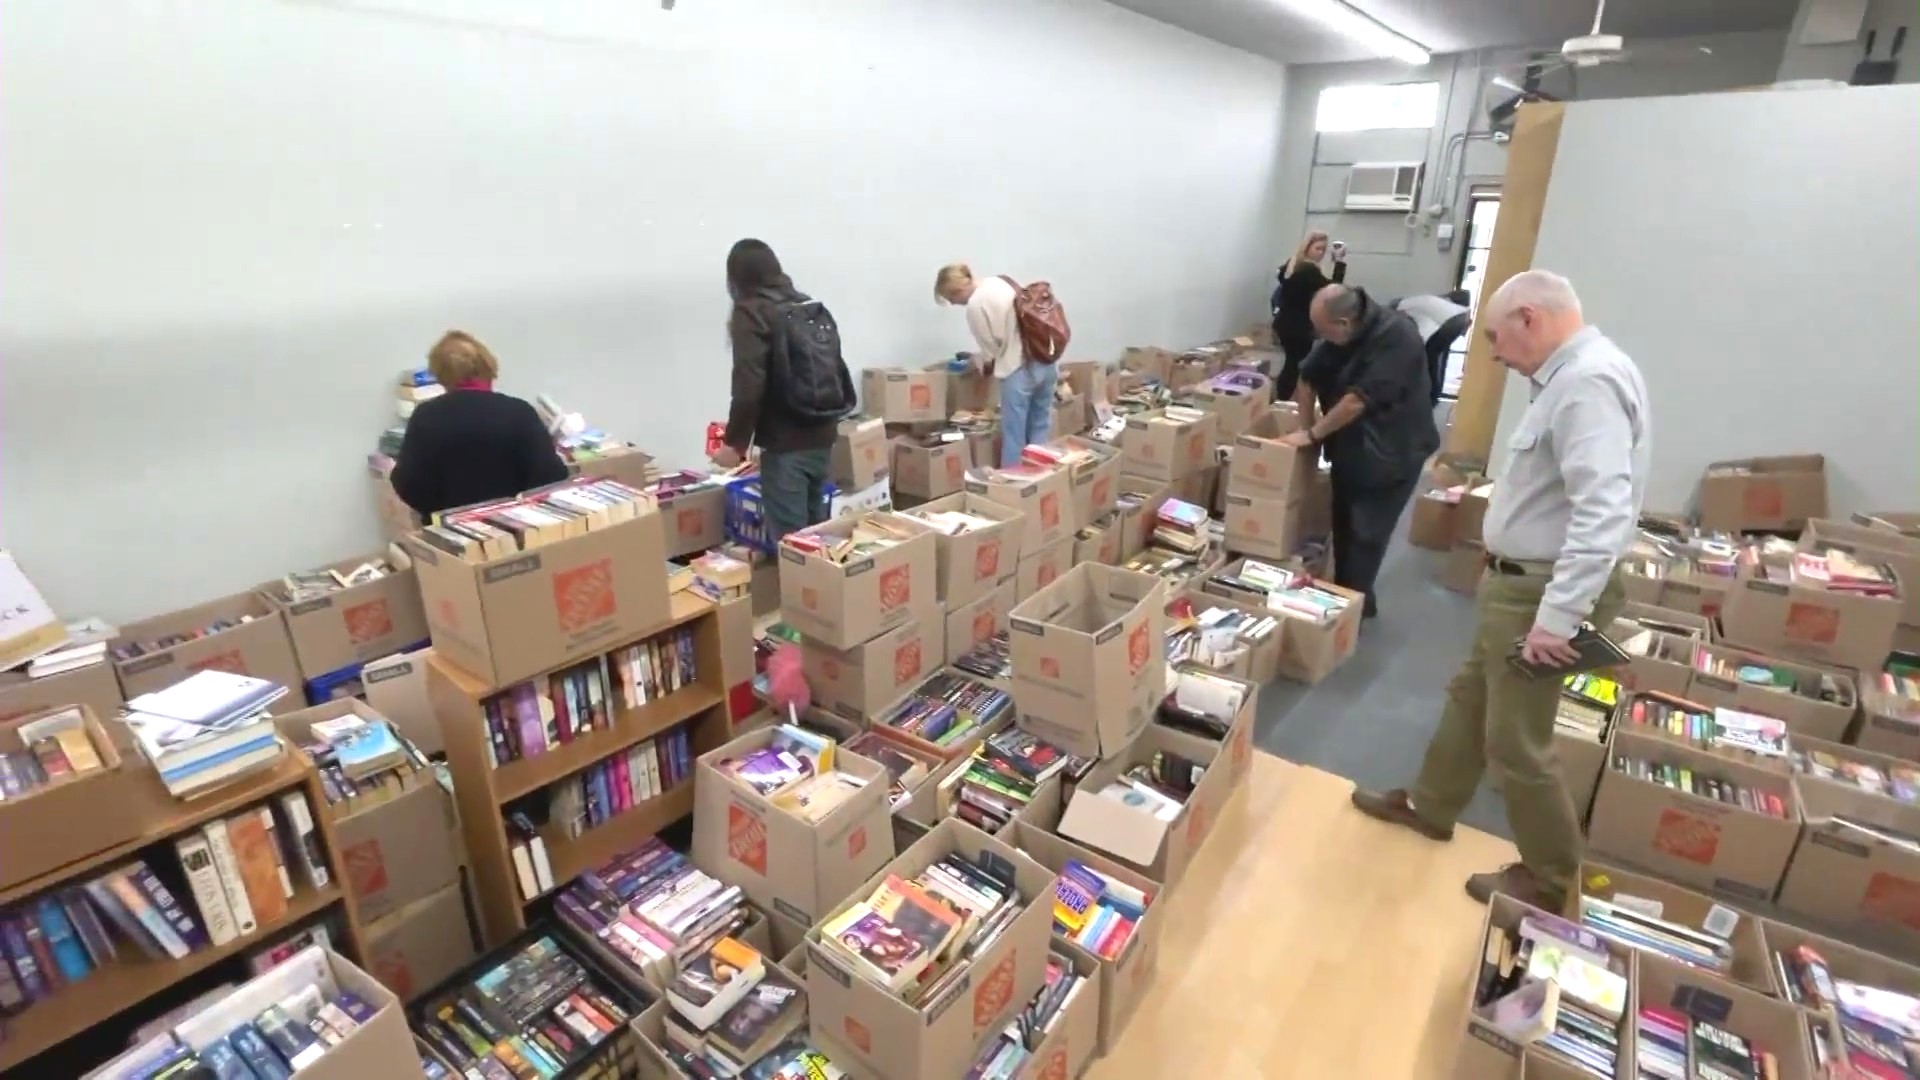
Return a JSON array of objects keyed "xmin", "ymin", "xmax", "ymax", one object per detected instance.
[{"xmin": 1344, "ymin": 162, "xmax": 1423, "ymax": 212}]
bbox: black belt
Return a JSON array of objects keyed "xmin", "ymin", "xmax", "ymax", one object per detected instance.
[{"xmin": 1485, "ymin": 555, "xmax": 1547, "ymax": 576}]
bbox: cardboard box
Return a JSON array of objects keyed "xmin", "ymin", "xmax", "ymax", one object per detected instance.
[
  {"xmin": 1300, "ymin": 467, "xmax": 1334, "ymax": 540},
  {"xmin": 1697, "ymin": 454, "xmax": 1828, "ymax": 533},
  {"xmin": 1226, "ymin": 408, "xmax": 1310, "ymax": 501},
  {"xmin": 1222, "ymin": 489, "xmax": 1303, "ymax": 562},
  {"xmin": 1008, "ymin": 824, "xmax": 1154, "ymax": 1057},
  {"xmin": 1179, "ymin": 596, "xmax": 1284, "ymax": 686},
  {"xmin": 1188, "ymin": 381, "xmax": 1269, "ymax": 442},
  {"xmin": 1686, "ymin": 642, "xmax": 1857, "ymax": 743},
  {"xmin": 0, "ymin": 663, "xmax": 125, "ymax": 745},
  {"xmin": 1758, "ymin": 918, "xmax": 1920, "ymax": 1006},
  {"xmin": 831, "ymin": 416, "xmax": 891, "ymax": 490},
  {"xmin": 1273, "ymin": 580, "xmax": 1364, "ymax": 684},
  {"xmin": 1776, "ymin": 735, "xmax": 1920, "ymax": 952},
  {"xmin": 1014, "ymin": 949, "xmax": 1103, "ymax": 1079},
  {"xmin": 778, "ymin": 512, "xmax": 939, "ymax": 650},
  {"xmin": 1015, "ymin": 537, "xmax": 1074, "ymax": 603},
  {"xmin": 965, "ymin": 425, "xmax": 1000, "ymax": 470},
  {"xmin": 891, "ymin": 437, "xmax": 972, "ymax": 501},
  {"xmin": 1719, "ymin": 562, "xmax": 1900, "ymax": 671},
  {"xmin": 1119, "ymin": 409, "xmax": 1216, "ymax": 482},
  {"xmin": 409, "ymin": 507, "xmax": 671, "ymax": 689},
  {"xmin": 112, "ymin": 591, "xmax": 306, "ymax": 708},
  {"xmin": 1119, "ymin": 346, "xmax": 1174, "ymax": 384},
  {"xmin": 1452, "ymin": 483, "xmax": 1493, "ymax": 546},
  {"xmin": 1407, "ymin": 456, "xmax": 1485, "ymax": 552},
  {"xmin": 360, "ymin": 646, "xmax": 443, "ymax": 756},
  {"xmin": 1604, "ymin": 628, "xmax": 1696, "ymax": 698},
  {"xmin": 1166, "ymin": 354, "xmax": 1212, "ymax": 393},
  {"xmin": 0, "ymin": 704, "xmax": 177, "ymax": 894},
  {"xmin": 1620, "ymin": 559, "xmax": 1668, "ymax": 607},
  {"xmin": 693, "ymin": 726, "xmax": 895, "ymax": 925},
  {"xmin": 1570, "ymin": 860, "xmax": 1776, "ymax": 993},
  {"xmin": 654, "ymin": 481, "xmax": 728, "ymax": 559},
  {"xmin": 1009, "ymin": 565, "xmax": 1167, "ymax": 758},
  {"xmin": 1057, "ymin": 435, "xmax": 1123, "ymax": 529},
  {"xmin": 1656, "ymin": 567, "xmax": 1733, "ymax": 622},
  {"xmin": 928, "ymin": 359, "xmax": 993, "ymax": 416},
  {"xmin": 1619, "ymin": 600, "xmax": 1715, "ymax": 641},
  {"xmin": 804, "ymin": 821, "xmax": 1051, "ymax": 1080},
  {"xmin": 964, "ymin": 465, "xmax": 1073, "ymax": 557},
  {"xmin": 1440, "ymin": 541, "xmax": 1484, "ymax": 595},
  {"xmin": 904, "ymin": 492, "xmax": 1021, "ymax": 609},
  {"xmin": 801, "ymin": 608, "xmax": 944, "ymax": 718},
  {"xmin": 1856, "ymin": 686, "xmax": 1920, "ymax": 760},
  {"xmin": 173, "ymin": 947, "xmax": 419, "ymax": 1079},
  {"xmin": 362, "ymin": 881, "xmax": 478, "ymax": 1002},
  {"xmin": 1556, "ymin": 727, "xmax": 1608, "ymax": 828},
  {"xmin": 1634, "ymin": 950, "xmax": 1828, "ymax": 1079},
  {"xmin": 1172, "ymin": 463, "xmax": 1220, "ymax": 513},
  {"xmin": 1059, "ymin": 360, "xmax": 1109, "ymax": 407},
  {"xmin": 861, "ymin": 367, "xmax": 947, "ymax": 424},
  {"xmin": 1585, "ymin": 729, "xmax": 1801, "ymax": 903},
  {"xmin": 569, "ymin": 447, "xmax": 656, "ymax": 490},
  {"xmin": 1073, "ymin": 512, "xmax": 1128, "ymax": 567},
  {"xmin": 278, "ymin": 699, "xmax": 463, "ymax": 920},
  {"xmin": 944, "ymin": 579, "xmax": 1016, "ymax": 666},
  {"xmin": 1113, "ymin": 475, "xmax": 1175, "ymax": 562},
  {"xmin": 1805, "ymin": 516, "xmax": 1920, "ymax": 629},
  {"xmin": 1051, "ymin": 392, "xmax": 1087, "ymax": 439},
  {"xmin": 370, "ymin": 467, "xmax": 419, "ymax": 544},
  {"xmin": 1057, "ymin": 724, "xmax": 1234, "ymax": 890},
  {"xmin": 261, "ymin": 558, "xmax": 429, "ymax": 683}
]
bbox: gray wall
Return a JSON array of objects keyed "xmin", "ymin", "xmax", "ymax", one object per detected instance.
[
  {"xmin": 1778, "ymin": 0, "xmax": 1920, "ymax": 83},
  {"xmin": 1272, "ymin": 30, "xmax": 1790, "ymax": 303},
  {"xmin": 0, "ymin": 0, "xmax": 1289, "ymax": 622}
]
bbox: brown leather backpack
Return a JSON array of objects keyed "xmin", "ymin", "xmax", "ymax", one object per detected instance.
[{"xmin": 998, "ymin": 275, "xmax": 1070, "ymax": 364}]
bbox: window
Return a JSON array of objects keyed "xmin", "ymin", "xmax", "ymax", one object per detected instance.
[{"xmin": 1315, "ymin": 82, "xmax": 1440, "ymax": 132}]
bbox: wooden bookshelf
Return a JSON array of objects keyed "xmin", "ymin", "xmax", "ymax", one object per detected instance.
[
  {"xmin": 0, "ymin": 754, "xmax": 366, "ymax": 1073},
  {"xmin": 431, "ymin": 590, "xmax": 736, "ymax": 946}
]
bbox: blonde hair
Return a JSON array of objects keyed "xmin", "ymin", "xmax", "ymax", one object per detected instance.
[
  {"xmin": 1285, "ymin": 231, "xmax": 1330, "ymax": 276},
  {"xmin": 934, "ymin": 263, "xmax": 974, "ymax": 304},
  {"xmin": 427, "ymin": 330, "xmax": 500, "ymax": 385}
]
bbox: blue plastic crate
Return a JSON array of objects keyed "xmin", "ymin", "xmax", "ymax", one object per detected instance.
[{"xmin": 724, "ymin": 475, "xmax": 837, "ymax": 555}]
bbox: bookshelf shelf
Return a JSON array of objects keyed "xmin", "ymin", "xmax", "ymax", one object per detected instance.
[
  {"xmin": 492, "ymin": 685, "xmax": 724, "ymax": 802},
  {"xmin": 540, "ymin": 781, "xmax": 696, "ymax": 894}
]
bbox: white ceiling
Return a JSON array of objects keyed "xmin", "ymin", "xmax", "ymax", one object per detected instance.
[{"xmin": 1106, "ymin": 0, "xmax": 1802, "ymax": 64}]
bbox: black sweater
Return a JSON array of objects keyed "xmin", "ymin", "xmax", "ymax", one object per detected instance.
[
  {"xmin": 389, "ymin": 389, "xmax": 569, "ymax": 517},
  {"xmin": 724, "ymin": 277, "xmax": 841, "ymax": 454},
  {"xmin": 1270, "ymin": 259, "xmax": 1347, "ymax": 348}
]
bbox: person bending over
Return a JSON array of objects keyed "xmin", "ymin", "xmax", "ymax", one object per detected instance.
[
  {"xmin": 1283, "ymin": 285, "xmax": 1438, "ymax": 618},
  {"xmin": 1396, "ymin": 290, "xmax": 1473, "ymax": 405},
  {"xmin": 390, "ymin": 330, "xmax": 568, "ymax": 518},
  {"xmin": 936, "ymin": 264, "xmax": 1053, "ymax": 467},
  {"xmin": 1349, "ymin": 270, "xmax": 1652, "ymax": 913},
  {"xmin": 715, "ymin": 239, "xmax": 854, "ymax": 541}
]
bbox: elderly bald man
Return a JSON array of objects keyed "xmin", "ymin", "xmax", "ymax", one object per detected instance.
[
  {"xmin": 1280, "ymin": 284, "xmax": 1439, "ymax": 618},
  {"xmin": 1351, "ymin": 269, "xmax": 1652, "ymax": 912}
]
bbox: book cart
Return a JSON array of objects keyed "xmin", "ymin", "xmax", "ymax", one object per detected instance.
[{"xmin": 431, "ymin": 590, "xmax": 736, "ymax": 948}]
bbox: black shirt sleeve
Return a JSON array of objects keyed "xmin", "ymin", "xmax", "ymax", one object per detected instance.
[
  {"xmin": 724, "ymin": 304, "xmax": 771, "ymax": 451},
  {"xmin": 1330, "ymin": 260, "xmax": 1347, "ymax": 285},
  {"xmin": 518, "ymin": 402, "xmax": 569, "ymax": 491},
  {"xmin": 389, "ymin": 410, "xmax": 442, "ymax": 516}
]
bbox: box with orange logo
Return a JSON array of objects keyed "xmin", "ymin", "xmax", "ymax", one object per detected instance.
[
  {"xmin": 1016, "ymin": 538, "xmax": 1074, "ymax": 603},
  {"xmin": 1696, "ymin": 453, "xmax": 1826, "ymax": 533},
  {"xmin": 112, "ymin": 590, "xmax": 306, "ymax": 709},
  {"xmin": 652, "ymin": 479, "xmax": 728, "ymax": 559},
  {"xmin": 1005, "ymin": 824, "xmax": 1144, "ymax": 1058},
  {"xmin": 1055, "ymin": 723, "xmax": 1235, "ymax": 892},
  {"xmin": 1719, "ymin": 552, "xmax": 1900, "ymax": 671},
  {"xmin": 1118, "ymin": 407, "xmax": 1217, "ymax": 483},
  {"xmin": 832, "ymin": 415, "xmax": 891, "ymax": 490},
  {"xmin": 1009, "ymin": 565, "xmax": 1167, "ymax": 758},
  {"xmin": 965, "ymin": 464, "xmax": 1074, "ymax": 557},
  {"xmin": 691, "ymin": 725, "xmax": 896, "ymax": 927},
  {"xmin": 944, "ymin": 579, "xmax": 1017, "ymax": 670},
  {"xmin": 259, "ymin": 553, "xmax": 430, "ymax": 681},
  {"xmin": 862, "ymin": 367, "xmax": 948, "ymax": 425},
  {"xmin": 778, "ymin": 511, "xmax": 939, "ymax": 651},
  {"xmin": 408, "ymin": 506, "xmax": 670, "ymax": 689},
  {"xmin": 1056, "ymin": 435, "xmax": 1123, "ymax": 529},
  {"xmin": 1586, "ymin": 728, "xmax": 1800, "ymax": 903},
  {"xmin": 892, "ymin": 437, "xmax": 973, "ymax": 501},
  {"xmin": 1775, "ymin": 734, "xmax": 1920, "ymax": 952},
  {"xmin": 801, "ymin": 608, "xmax": 946, "ymax": 718},
  {"xmin": 902, "ymin": 492, "xmax": 1022, "ymax": 609},
  {"xmin": 804, "ymin": 819, "xmax": 1052, "ymax": 1080},
  {"xmin": 1274, "ymin": 578, "xmax": 1364, "ymax": 684}
]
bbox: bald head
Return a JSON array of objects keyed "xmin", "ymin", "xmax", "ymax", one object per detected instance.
[
  {"xmin": 1481, "ymin": 269, "xmax": 1587, "ymax": 376},
  {"xmin": 1310, "ymin": 284, "xmax": 1365, "ymax": 345}
]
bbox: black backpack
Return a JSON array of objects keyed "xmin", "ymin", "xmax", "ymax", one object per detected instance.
[{"xmin": 767, "ymin": 291, "xmax": 855, "ymax": 424}]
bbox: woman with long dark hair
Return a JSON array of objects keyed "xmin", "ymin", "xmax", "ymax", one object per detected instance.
[{"xmin": 1270, "ymin": 230, "xmax": 1348, "ymax": 400}]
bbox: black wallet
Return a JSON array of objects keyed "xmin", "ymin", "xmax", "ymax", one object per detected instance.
[{"xmin": 1506, "ymin": 622, "xmax": 1630, "ymax": 679}]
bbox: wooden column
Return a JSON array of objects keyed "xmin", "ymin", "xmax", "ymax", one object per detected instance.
[{"xmin": 1445, "ymin": 102, "xmax": 1567, "ymax": 464}]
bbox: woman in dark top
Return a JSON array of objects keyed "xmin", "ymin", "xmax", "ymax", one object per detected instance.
[
  {"xmin": 1269, "ymin": 230, "xmax": 1348, "ymax": 400},
  {"xmin": 389, "ymin": 331, "xmax": 568, "ymax": 518}
]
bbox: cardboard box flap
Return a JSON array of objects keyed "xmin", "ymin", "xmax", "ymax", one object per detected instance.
[{"xmin": 1057, "ymin": 791, "xmax": 1169, "ymax": 866}]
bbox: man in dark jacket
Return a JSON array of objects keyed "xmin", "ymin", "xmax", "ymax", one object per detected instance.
[
  {"xmin": 1285, "ymin": 285, "xmax": 1441, "ymax": 617},
  {"xmin": 714, "ymin": 239, "xmax": 852, "ymax": 542}
]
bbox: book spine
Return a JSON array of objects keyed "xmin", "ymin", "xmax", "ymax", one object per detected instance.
[
  {"xmin": 107, "ymin": 872, "xmax": 192, "ymax": 959},
  {"xmin": 226, "ymin": 813, "xmax": 291, "ymax": 927},
  {"xmin": 512, "ymin": 685, "xmax": 547, "ymax": 758},
  {"xmin": 277, "ymin": 791, "xmax": 331, "ymax": 890},
  {"xmin": 204, "ymin": 820, "xmax": 260, "ymax": 935},
  {"xmin": 256, "ymin": 807, "xmax": 295, "ymax": 900},
  {"xmin": 33, "ymin": 899, "xmax": 90, "ymax": 984},
  {"xmin": 61, "ymin": 888, "xmax": 117, "ymax": 967},
  {"xmin": 611, "ymin": 755, "xmax": 633, "ymax": 813},
  {"xmin": 586, "ymin": 664, "xmax": 607, "ymax": 728},
  {"xmin": 0, "ymin": 919, "xmax": 24, "ymax": 1012},
  {"xmin": 1, "ymin": 915, "xmax": 48, "ymax": 1002},
  {"xmin": 128, "ymin": 861, "xmax": 206, "ymax": 951},
  {"xmin": 549, "ymin": 672, "xmax": 572, "ymax": 743},
  {"xmin": 176, "ymin": 833, "xmax": 241, "ymax": 946}
]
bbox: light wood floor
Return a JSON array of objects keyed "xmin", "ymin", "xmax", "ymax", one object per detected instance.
[{"xmin": 1087, "ymin": 752, "xmax": 1517, "ymax": 1079}]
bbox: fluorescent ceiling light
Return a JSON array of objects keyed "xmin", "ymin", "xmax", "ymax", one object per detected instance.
[{"xmin": 1277, "ymin": 0, "xmax": 1431, "ymax": 65}]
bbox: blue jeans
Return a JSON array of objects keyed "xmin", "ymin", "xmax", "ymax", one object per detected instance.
[
  {"xmin": 997, "ymin": 362, "xmax": 1058, "ymax": 467},
  {"xmin": 760, "ymin": 447, "xmax": 831, "ymax": 542}
]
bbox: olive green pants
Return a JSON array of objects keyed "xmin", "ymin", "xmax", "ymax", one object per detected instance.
[{"xmin": 1412, "ymin": 565, "xmax": 1624, "ymax": 895}]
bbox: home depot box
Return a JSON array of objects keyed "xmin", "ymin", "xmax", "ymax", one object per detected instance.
[
  {"xmin": 654, "ymin": 481, "xmax": 728, "ymax": 559},
  {"xmin": 1158, "ymin": 668, "xmax": 1258, "ymax": 786},
  {"xmin": 361, "ymin": 646, "xmax": 443, "ymax": 755},
  {"xmin": 1166, "ymin": 354, "xmax": 1213, "ymax": 393},
  {"xmin": 1009, "ymin": 565, "xmax": 1167, "ymax": 758},
  {"xmin": 1016, "ymin": 537, "xmax": 1074, "ymax": 603},
  {"xmin": 1604, "ymin": 627, "xmax": 1695, "ymax": 698},
  {"xmin": 1227, "ymin": 407, "xmax": 1310, "ymax": 501},
  {"xmin": 1455, "ymin": 482, "xmax": 1494, "ymax": 546},
  {"xmin": 928, "ymin": 359, "xmax": 993, "ymax": 416},
  {"xmin": 113, "ymin": 591, "xmax": 305, "ymax": 708},
  {"xmin": 778, "ymin": 512, "xmax": 939, "ymax": 650},
  {"xmin": 832, "ymin": 416, "xmax": 890, "ymax": 490},
  {"xmin": 861, "ymin": 367, "xmax": 947, "ymax": 424},
  {"xmin": 1686, "ymin": 642, "xmax": 1857, "ymax": 742},
  {"xmin": 1011, "ymin": 949, "xmax": 1102, "ymax": 1080},
  {"xmin": 1697, "ymin": 454, "xmax": 1828, "ymax": 533},
  {"xmin": 1776, "ymin": 736, "xmax": 1920, "ymax": 952},
  {"xmin": 945, "ymin": 579, "xmax": 1016, "ymax": 666},
  {"xmin": 1856, "ymin": 685, "xmax": 1920, "ymax": 760},
  {"xmin": 1719, "ymin": 562, "xmax": 1901, "ymax": 671},
  {"xmin": 904, "ymin": 492, "xmax": 1020, "ymax": 609},
  {"xmin": 1119, "ymin": 346, "xmax": 1174, "ymax": 384},
  {"xmin": 1619, "ymin": 600, "xmax": 1715, "ymax": 641},
  {"xmin": 804, "ymin": 820, "xmax": 1051, "ymax": 1080},
  {"xmin": 260, "ymin": 557, "xmax": 429, "ymax": 681},
  {"xmin": 1586, "ymin": 729, "xmax": 1801, "ymax": 903},
  {"xmin": 1059, "ymin": 359, "xmax": 1109, "ymax": 407},
  {"xmin": 1223, "ymin": 490, "xmax": 1303, "ymax": 561},
  {"xmin": 1074, "ymin": 511, "xmax": 1128, "ymax": 567},
  {"xmin": 570, "ymin": 446, "xmax": 656, "ymax": 490},
  {"xmin": 277, "ymin": 699, "xmax": 462, "ymax": 921},
  {"xmin": 1113, "ymin": 475, "xmax": 1175, "ymax": 562},
  {"xmin": 1051, "ymin": 392, "xmax": 1087, "ymax": 439},
  {"xmin": 801, "ymin": 608, "xmax": 945, "ymax": 718},
  {"xmin": 1173, "ymin": 463, "xmax": 1221, "ymax": 514},
  {"xmin": 1188, "ymin": 380, "xmax": 1269, "ymax": 442},
  {"xmin": 0, "ymin": 663, "xmax": 125, "ymax": 746},
  {"xmin": 173, "ymin": 947, "xmax": 419, "ymax": 1080},
  {"xmin": 1273, "ymin": 580, "xmax": 1364, "ymax": 684},
  {"xmin": 1119, "ymin": 408, "xmax": 1216, "ymax": 482},
  {"xmin": 1180, "ymin": 595, "xmax": 1285, "ymax": 686},
  {"xmin": 1759, "ymin": 919, "xmax": 1920, "ymax": 1007},
  {"xmin": 1569, "ymin": 860, "xmax": 1776, "ymax": 993},
  {"xmin": 1057, "ymin": 724, "xmax": 1236, "ymax": 891},
  {"xmin": 891, "ymin": 437, "xmax": 972, "ymax": 501},
  {"xmin": 693, "ymin": 726, "xmax": 895, "ymax": 926},
  {"xmin": 362, "ymin": 882, "xmax": 478, "ymax": 1002},
  {"xmin": 1056, "ymin": 436, "xmax": 1122, "ymax": 529},
  {"xmin": 1440, "ymin": 540, "xmax": 1485, "ymax": 595},
  {"xmin": 1633, "ymin": 951, "xmax": 1828, "ymax": 1080},
  {"xmin": 1009, "ymin": 823, "xmax": 1157, "ymax": 1057},
  {"xmin": 1655, "ymin": 565, "xmax": 1734, "ymax": 622},
  {"xmin": 964, "ymin": 465, "xmax": 1073, "ymax": 556},
  {"xmin": 1806, "ymin": 516, "xmax": 1920, "ymax": 629}
]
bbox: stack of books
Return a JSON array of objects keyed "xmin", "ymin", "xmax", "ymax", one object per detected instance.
[
  {"xmin": 125, "ymin": 983, "xmax": 383, "ymax": 1078},
  {"xmin": 1119, "ymin": 547, "xmax": 1209, "ymax": 593},
  {"xmin": 480, "ymin": 659, "xmax": 612, "ymax": 767},
  {"xmin": 952, "ymin": 632, "xmax": 1012, "ymax": 683},
  {"xmin": 611, "ymin": 625, "xmax": 698, "ymax": 711},
  {"xmin": 277, "ymin": 559, "xmax": 393, "ymax": 604},
  {"xmin": 416, "ymin": 477, "xmax": 654, "ymax": 562},
  {"xmin": 1621, "ymin": 696, "xmax": 1788, "ymax": 760},
  {"xmin": 937, "ymin": 729, "xmax": 1072, "ymax": 833},
  {"xmin": 1094, "ymin": 752, "xmax": 1201, "ymax": 822},
  {"xmin": 0, "ymin": 706, "xmax": 107, "ymax": 798},
  {"xmin": 1202, "ymin": 559, "xmax": 1300, "ymax": 604},
  {"xmin": 124, "ymin": 670, "xmax": 289, "ymax": 799},
  {"xmin": 1267, "ymin": 580, "xmax": 1352, "ymax": 625},
  {"xmin": 110, "ymin": 614, "xmax": 263, "ymax": 665},
  {"xmin": 1575, "ymin": 895, "xmax": 1731, "ymax": 973},
  {"xmin": 663, "ymin": 938, "xmax": 810, "ymax": 1076},
  {"xmin": 781, "ymin": 515, "xmax": 916, "ymax": 566},
  {"xmin": 1156, "ymin": 669, "xmax": 1249, "ymax": 742},
  {"xmin": 555, "ymin": 838, "xmax": 749, "ymax": 988},
  {"xmin": 846, "ymin": 731, "xmax": 934, "ymax": 812},
  {"xmin": 1052, "ymin": 860, "xmax": 1149, "ymax": 962},
  {"xmin": 1695, "ymin": 647, "xmax": 1852, "ymax": 707},
  {"xmin": 297, "ymin": 713, "xmax": 432, "ymax": 808},
  {"xmin": 1777, "ymin": 943, "xmax": 1920, "ymax": 1077},
  {"xmin": 820, "ymin": 857, "xmax": 1024, "ymax": 1006},
  {"xmin": 902, "ymin": 505, "xmax": 1002, "ymax": 538},
  {"xmin": 1163, "ymin": 600, "xmax": 1276, "ymax": 683},
  {"xmin": 414, "ymin": 935, "xmax": 637, "ymax": 1078},
  {"xmin": 875, "ymin": 673, "xmax": 1014, "ymax": 753},
  {"xmin": 1635, "ymin": 1006, "xmax": 1785, "ymax": 1080},
  {"xmin": 1553, "ymin": 673, "xmax": 1620, "ymax": 747},
  {"xmin": 1793, "ymin": 547, "xmax": 1899, "ymax": 598},
  {"xmin": 964, "ymin": 953, "xmax": 1090, "ymax": 1077},
  {"xmin": 546, "ymin": 724, "xmax": 693, "ymax": 837},
  {"xmin": 1151, "ymin": 498, "xmax": 1211, "ymax": 556},
  {"xmin": 1471, "ymin": 910, "xmax": 1628, "ymax": 1078},
  {"xmin": 689, "ymin": 551, "xmax": 752, "ymax": 604},
  {"xmin": 21, "ymin": 617, "xmax": 116, "ymax": 680},
  {"xmin": 1610, "ymin": 754, "xmax": 1789, "ymax": 818},
  {"xmin": 394, "ymin": 367, "xmax": 443, "ymax": 418},
  {"xmin": 717, "ymin": 725, "xmax": 832, "ymax": 797},
  {"xmin": 1794, "ymin": 745, "xmax": 1920, "ymax": 803}
]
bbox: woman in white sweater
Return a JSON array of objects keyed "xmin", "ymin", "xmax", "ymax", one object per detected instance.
[{"xmin": 935, "ymin": 263, "xmax": 1054, "ymax": 466}]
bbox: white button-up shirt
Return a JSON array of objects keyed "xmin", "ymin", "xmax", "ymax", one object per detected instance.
[{"xmin": 1483, "ymin": 325, "xmax": 1653, "ymax": 637}]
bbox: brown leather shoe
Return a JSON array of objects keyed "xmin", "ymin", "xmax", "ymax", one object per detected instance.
[
  {"xmin": 1349, "ymin": 787, "xmax": 1454, "ymax": 841},
  {"xmin": 1466, "ymin": 863, "xmax": 1567, "ymax": 911}
]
